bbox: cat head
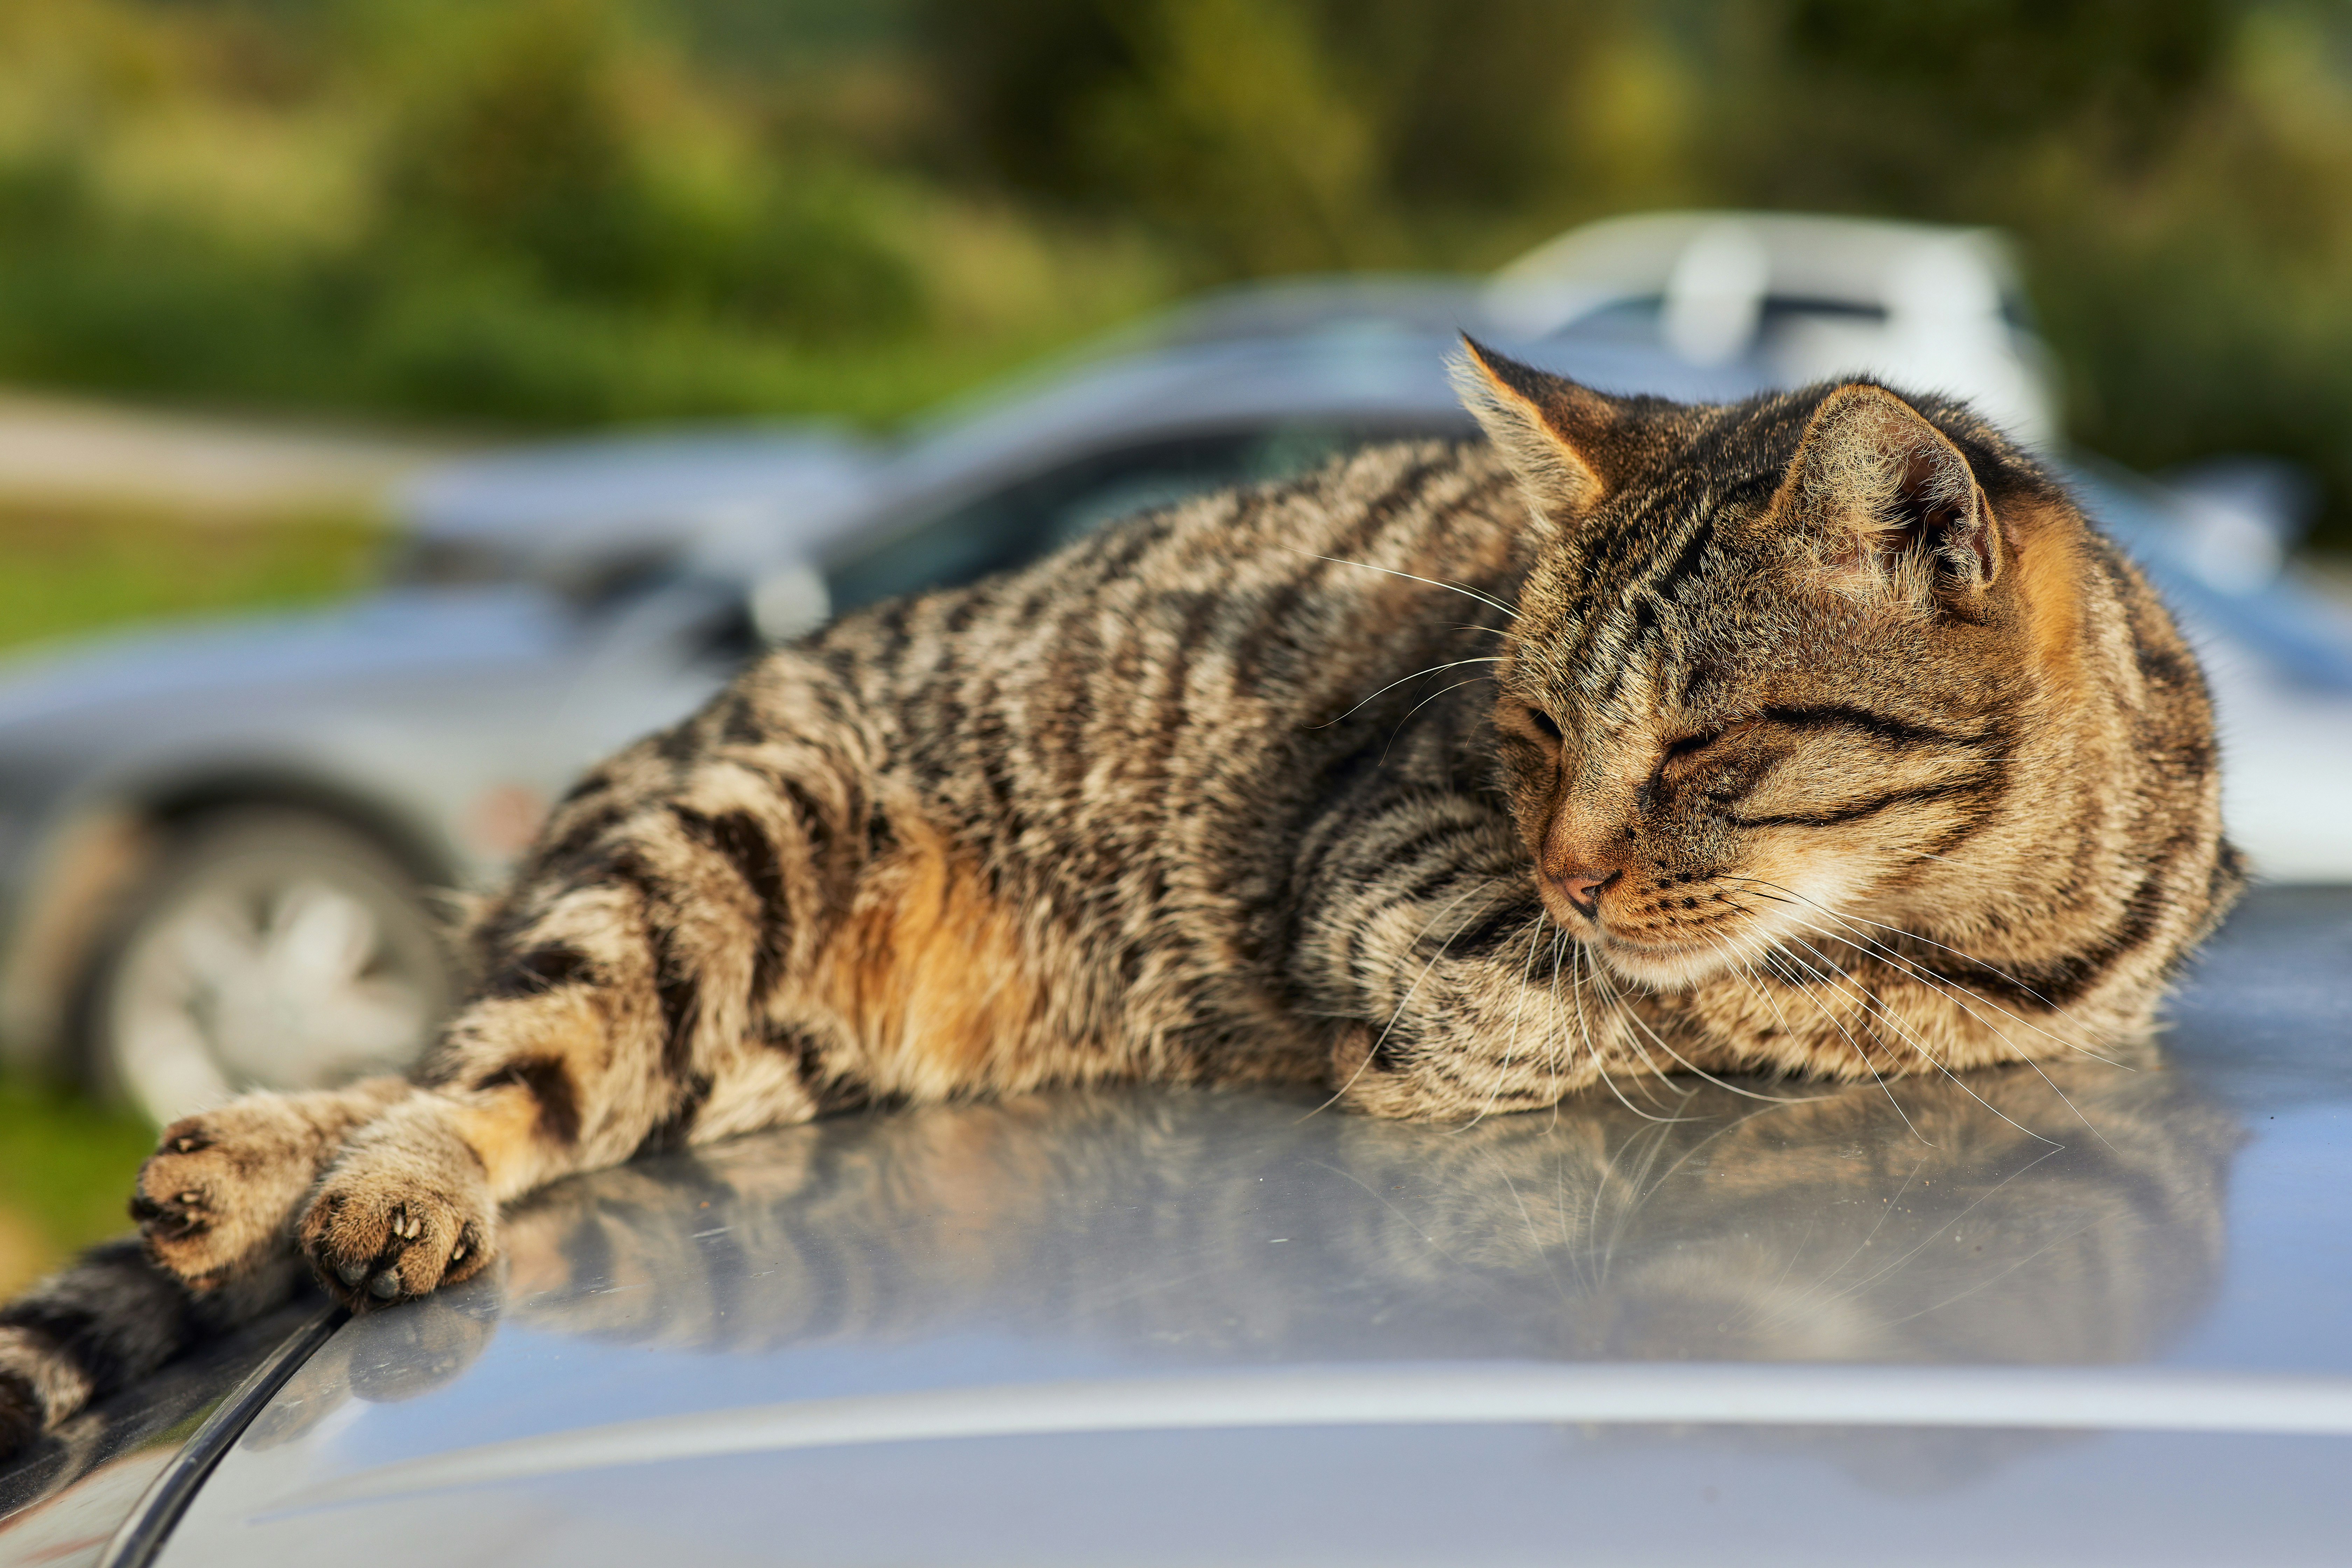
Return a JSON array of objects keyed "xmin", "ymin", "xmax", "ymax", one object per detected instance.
[{"xmin": 1457, "ymin": 339, "xmax": 2183, "ymax": 992}]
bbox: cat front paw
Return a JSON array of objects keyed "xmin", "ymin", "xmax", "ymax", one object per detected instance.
[
  {"xmin": 299, "ymin": 1120, "xmax": 495, "ymax": 1310},
  {"xmin": 133, "ymin": 1103, "xmax": 326, "ymax": 1287}
]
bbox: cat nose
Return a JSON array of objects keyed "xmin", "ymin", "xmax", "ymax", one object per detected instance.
[{"xmin": 1553, "ymin": 868, "xmax": 1619, "ymax": 919}]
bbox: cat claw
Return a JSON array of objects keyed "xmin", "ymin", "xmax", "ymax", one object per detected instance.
[{"xmin": 130, "ymin": 1189, "xmax": 208, "ymax": 1242}]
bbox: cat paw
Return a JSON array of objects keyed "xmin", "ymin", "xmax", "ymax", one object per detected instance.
[
  {"xmin": 132, "ymin": 1105, "xmax": 321, "ymax": 1287},
  {"xmin": 299, "ymin": 1124, "xmax": 495, "ymax": 1310}
]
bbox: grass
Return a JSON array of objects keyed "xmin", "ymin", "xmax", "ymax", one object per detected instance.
[
  {"xmin": 0, "ymin": 1073, "xmax": 160, "ymax": 1296},
  {"xmin": 0, "ymin": 498, "xmax": 384, "ymax": 1290},
  {"xmin": 0, "ymin": 499, "xmax": 383, "ymax": 654}
]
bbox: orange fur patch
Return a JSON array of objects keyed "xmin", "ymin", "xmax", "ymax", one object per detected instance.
[
  {"xmin": 447, "ymin": 1091, "xmax": 548, "ymax": 1192},
  {"xmin": 2009, "ymin": 500, "xmax": 2087, "ymax": 691},
  {"xmin": 819, "ymin": 817, "xmax": 1043, "ymax": 1099},
  {"xmin": 448, "ymin": 989, "xmax": 607, "ymax": 1192}
]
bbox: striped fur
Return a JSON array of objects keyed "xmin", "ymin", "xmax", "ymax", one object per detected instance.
[{"xmin": 0, "ymin": 345, "xmax": 2238, "ymax": 1458}]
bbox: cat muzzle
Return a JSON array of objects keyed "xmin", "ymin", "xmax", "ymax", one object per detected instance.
[{"xmin": 1546, "ymin": 867, "xmax": 1620, "ymax": 923}]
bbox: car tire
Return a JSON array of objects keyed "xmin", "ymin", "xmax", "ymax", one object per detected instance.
[{"xmin": 81, "ymin": 810, "xmax": 454, "ymax": 1125}]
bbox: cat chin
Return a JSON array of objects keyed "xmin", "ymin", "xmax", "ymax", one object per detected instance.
[{"xmin": 1589, "ymin": 933, "xmax": 1743, "ymax": 991}]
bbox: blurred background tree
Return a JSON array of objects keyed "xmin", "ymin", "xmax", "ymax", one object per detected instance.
[{"xmin": 0, "ymin": 0, "xmax": 2349, "ymax": 542}]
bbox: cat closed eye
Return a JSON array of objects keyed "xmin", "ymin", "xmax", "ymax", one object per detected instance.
[
  {"xmin": 1525, "ymin": 707, "xmax": 1563, "ymax": 744},
  {"xmin": 1658, "ymin": 719, "xmax": 1762, "ymax": 777}
]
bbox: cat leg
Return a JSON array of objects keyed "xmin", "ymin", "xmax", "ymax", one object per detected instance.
[
  {"xmin": 294, "ymin": 658, "xmax": 878, "ymax": 1308},
  {"xmin": 1291, "ymin": 793, "xmax": 1649, "ymax": 1119},
  {"xmin": 0, "ymin": 1235, "xmax": 310, "ymax": 1460},
  {"xmin": 128, "ymin": 1077, "xmax": 414, "ymax": 1289},
  {"xmin": 0, "ymin": 1078, "xmax": 408, "ymax": 1460}
]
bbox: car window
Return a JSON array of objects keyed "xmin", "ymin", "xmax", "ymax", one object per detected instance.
[{"xmin": 822, "ymin": 422, "xmax": 1451, "ymax": 616}]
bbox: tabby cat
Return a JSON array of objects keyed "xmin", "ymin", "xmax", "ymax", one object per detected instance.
[{"xmin": 0, "ymin": 342, "xmax": 2239, "ymax": 1459}]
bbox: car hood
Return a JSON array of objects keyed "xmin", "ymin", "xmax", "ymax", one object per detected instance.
[
  {"xmin": 0, "ymin": 589, "xmax": 576, "ymax": 737},
  {"xmin": 396, "ymin": 429, "xmax": 882, "ymax": 594},
  {"xmin": 128, "ymin": 887, "xmax": 2352, "ymax": 1567}
]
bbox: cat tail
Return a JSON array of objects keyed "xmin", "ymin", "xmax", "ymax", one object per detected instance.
[{"xmin": 0, "ymin": 1234, "xmax": 306, "ymax": 1462}]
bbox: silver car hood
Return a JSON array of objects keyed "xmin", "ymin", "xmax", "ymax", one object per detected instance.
[
  {"xmin": 397, "ymin": 429, "xmax": 883, "ymax": 593},
  {"xmin": 120, "ymin": 887, "xmax": 2352, "ymax": 1567},
  {"xmin": 0, "ymin": 589, "xmax": 577, "ymax": 735}
]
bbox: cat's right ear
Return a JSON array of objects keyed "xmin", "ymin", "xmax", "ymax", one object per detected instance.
[{"xmin": 1451, "ymin": 337, "xmax": 1625, "ymax": 522}]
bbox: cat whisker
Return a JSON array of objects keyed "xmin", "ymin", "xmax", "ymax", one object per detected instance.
[
  {"xmin": 1312, "ymin": 658, "xmax": 1505, "ymax": 730},
  {"xmin": 1779, "ymin": 1142, "xmax": 2072, "ymax": 1326},
  {"xmin": 1769, "ymin": 940, "xmax": 1966, "ymax": 1133},
  {"xmin": 1585, "ymin": 960, "xmax": 1705, "ymax": 1115},
  {"xmin": 1762, "ymin": 906, "xmax": 2121, "ymax": 1150},
  {"xmin": 1458, "ymin": 914, "xmax": 1550, "ymax": 1132},
  {"xmin": 1727, "ymin": 878, "xmax": 2089, "ymax": 1050},
  {"xmin": 1277, "ymin": 546, "xmax": 1519, "ymax": 621},
  {"xmin": 1575, "ymin": 947, "xmax": 1694, "ymax": 1125},
  {"xmin": 1779, "ymin": 903, "xmax": 2124, "ymax": 1081},
  {"xmin": 1589, "ymin": 1097, "xmax": 1776, "ymax": 1298},
  {"xmin": 1778, "ymin": 935, "xmax": 2060, "ymax": 1149},
  {"xmin": 1771, "ymin": 938, "xmax": 1944, "ymax": 1077},
  {"xmin": 1597, "ymin": 934, "xmax": 1827, "ymax": 1106},
  {"xmin": 1726, "ymin": 877, "xmax": 2124, "ymax": 1070},
  {"xmin": 1743, "ymin": 1154, "xmax": 1931, "ymax": 1333},
  {"xmin": 1545, "ymin": 926, "xmax": 1573, "ymax": 1124},
  {"xmin": 1754, "ymin": 878, "xmax": 2107, "ymax": 1042},
  {"xmin": 1379, "ymin": 676, "xmax": 1500, "ymax": 763},
  {"xmin": 1756, "ymin": 945, "xmax": 1931, "ymax": 1144}
]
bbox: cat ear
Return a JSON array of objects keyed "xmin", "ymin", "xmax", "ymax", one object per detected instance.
[
  {"xmin": 1451, "ymin": 337, "xmax": 1626, "ymax": 521},
  {"xmin": 1776, "ymin": 383, "xmax": 2002, "ymax": 603}
]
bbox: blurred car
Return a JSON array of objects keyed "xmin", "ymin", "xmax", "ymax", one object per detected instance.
[
  {"xmin": 1, "ymin": 884, "xmax": 2347, "ymax": 1566},
  {"xmin": 0, "ymin": 211, "xmax": 2346, "ymax": 1125}
]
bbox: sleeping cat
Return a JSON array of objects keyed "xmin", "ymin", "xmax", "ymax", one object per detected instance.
[{"xmin": 0, "ymin": 342, "xmax": 2239, "ymax": 1459}]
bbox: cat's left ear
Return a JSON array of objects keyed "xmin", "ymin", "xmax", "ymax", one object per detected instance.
[
  {"xmin": 1452, "ymin": 337, "xmax": 1633, "ymax": 523},
  {"xmin": 1774, "ymin": 383, "xmax": 2003, "ymax": 606}
]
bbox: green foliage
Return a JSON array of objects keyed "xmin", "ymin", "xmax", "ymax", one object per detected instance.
[
  {"xmin": 1699, "ymin": 0, "xmax": 2352, "ymax": 538},
  {"xmin": 1, "ymin": 0, "xmax": 2351, "ymax": 539},
  {"xmin": 1764, "ymin": 0, "xmax": 2224, "ymax": 150},
  {"xmin": 0, "ymin": 0, "xmax": 1163, "ymax": 430},
  {"xmin": 918, "ymin": 0, "xmax": 1646, "ymax": 273},
  {"xmin": 378, "ymin": 0, "xmax": 920, "ymax": 337}
]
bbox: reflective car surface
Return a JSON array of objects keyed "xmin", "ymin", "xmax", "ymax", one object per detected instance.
[{"xmin": 4, "ymin": 886, "xmax": 2333, "ymax": 1567}]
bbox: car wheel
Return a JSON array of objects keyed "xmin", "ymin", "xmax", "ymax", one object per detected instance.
[{"xmin": 84, "ymin": 811, "xmax": 454, "ymax": 1125}]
